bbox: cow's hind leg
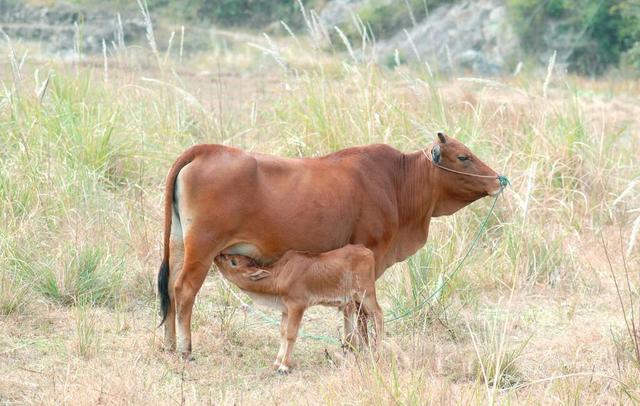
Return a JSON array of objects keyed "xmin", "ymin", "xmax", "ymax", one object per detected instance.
[
  {"xmin": 163, "ymin": 237, "xmax": 185, "ymax": 351},
  {"xmin": 174, "ymin": 235, "xmax": 220, "ymax": 360}
]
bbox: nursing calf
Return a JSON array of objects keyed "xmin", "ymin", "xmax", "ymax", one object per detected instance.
[{"xmin": 214, "ymin": 244, "xmax": 383, "ymax": 373}]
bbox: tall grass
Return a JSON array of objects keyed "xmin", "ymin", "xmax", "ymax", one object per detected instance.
[
  {"xmin": 75, "ymin": 300, "xmax": 101, "ymax": 358},
  {"xmin": 469, "ymin": 317, "xmax": 528, "ymax": 391}
]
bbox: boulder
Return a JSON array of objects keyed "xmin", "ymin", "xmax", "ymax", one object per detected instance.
[{"xmin": 373, "ymin": 0, "xmax": 519, "ymax": 74}]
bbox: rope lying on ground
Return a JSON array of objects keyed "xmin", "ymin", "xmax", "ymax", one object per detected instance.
[{"xmin": 220, "ymin": 175, "xmax": 510, "ymax": 343}]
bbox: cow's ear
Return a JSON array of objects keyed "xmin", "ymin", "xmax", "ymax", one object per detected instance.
[
  {"xmin": 431, "ymin": 144, "xmax": 441, "ymax": 163},
  {"xmin": 437, "ymin": 132, "xmax": 447, "ymax": 143}
]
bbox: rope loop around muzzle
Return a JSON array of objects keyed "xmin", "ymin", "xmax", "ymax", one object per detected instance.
[{"xmin": 498, "ymin": 175, "xmax": 510, "ymax": 189}]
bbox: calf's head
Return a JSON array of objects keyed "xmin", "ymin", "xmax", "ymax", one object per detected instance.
[
  {"xmin": 216, "ymin": 253, "xmax": 256, "ymax": 271},
  {"xmin": 430, "ymin": 132, "xmax": 503, "ymax": 201}
]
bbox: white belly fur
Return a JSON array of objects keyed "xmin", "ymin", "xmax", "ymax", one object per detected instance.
[
  {"xmin": 242, "ymin": 290, "xmax": 286, "ymax": 312},
  {"xmin": 310, "ymin": 295, "xmax": 351, "ymax": 308}
]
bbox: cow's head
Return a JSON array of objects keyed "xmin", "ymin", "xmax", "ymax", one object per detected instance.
[{"xmin": 430, "ymin": 132, "xmax": 503, "ymax": 200}]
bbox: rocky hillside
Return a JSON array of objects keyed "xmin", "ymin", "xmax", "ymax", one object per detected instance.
[
  {"xmin": 2, "ymin": 0, "xmax": 638, "ymax": 75},
  {"xmin": 0, "ymin": 0, "xmax": 520, "ymax": 74}
]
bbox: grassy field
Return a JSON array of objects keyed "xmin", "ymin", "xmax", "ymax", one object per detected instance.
[{"xmin": 1, "ymin": 20, "xmax": 640, "ymax": 405}]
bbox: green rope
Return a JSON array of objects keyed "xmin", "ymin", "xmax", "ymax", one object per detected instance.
[{"xmin": 229, "ymin": 175, "xmax": 510, "ymax": 342}]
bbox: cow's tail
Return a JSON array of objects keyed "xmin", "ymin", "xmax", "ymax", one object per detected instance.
[{"xmin": 158, "ymin": 148, "xmax": 197, "ymax": 327}]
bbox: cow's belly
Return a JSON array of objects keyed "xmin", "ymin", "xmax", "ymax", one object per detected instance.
[
  {"xmin": 221, "ymin": 232, "xmax": 348, "ymax": 265},
  {"xmin": 242, "ymin": 290, "xmax": 286, "ymax": 312},
  {"xmin": 220, "ymin": 242, "xmax": 284, "ymax": 265}
]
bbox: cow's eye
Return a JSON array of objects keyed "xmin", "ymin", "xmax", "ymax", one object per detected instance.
[
  {"xmin": 230, "ymin": 258, "xmax": 237, "ymax": 267},
  {"xmin": 457, "ymin": 156, "xmax": 469, "ymax": 162}
]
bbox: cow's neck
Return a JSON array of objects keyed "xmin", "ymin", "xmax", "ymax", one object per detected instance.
[
  {"xmin": 385, "ymin": 151, "xmax": 475, "ymax": 267},
  {"xmin": 380, "ymin": 151, "xmax": 434, "ymax": 267},
  {"xmin": 397, "ymin": 151, "xmax": 437, "ymax": 224}
]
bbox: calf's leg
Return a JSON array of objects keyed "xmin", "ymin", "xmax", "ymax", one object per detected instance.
[
  {"xmin": 361, "ymin": 295, "xmax": 384, "ymax": 352},
  {"xmin": 274, "ymin": 312, "xmax": 288, "ymax": 369},
  {"xmin": 355, "ymin": 301, "xmax": 370, "ymax": 347},
  {"xmin": 278, "ymin": 305, "xmax": 305, "ymax": 374},
  {"xmin": 342, "ymin": 302, "xmax": 359, "ymax": 350}
]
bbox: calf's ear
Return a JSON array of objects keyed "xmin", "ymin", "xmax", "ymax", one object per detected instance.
[{"xmin": 437, "ymin": 132, "xmax": 447, "ymax": 143}]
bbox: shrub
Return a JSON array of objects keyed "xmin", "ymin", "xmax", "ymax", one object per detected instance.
[
  {"xmin": 507, "ymin": 0, "xmax": 640, "ymax": 74},
  {"xmin": 0, "ymin": 271, "xmax": 30, "ymax": 315},
  {"xmin": 147, "ymin": 0, "xmax": 309, "ymax": 28},
  {"xmin": 36, "ymin": 245, "xmax": 124, "ymax": 307}
]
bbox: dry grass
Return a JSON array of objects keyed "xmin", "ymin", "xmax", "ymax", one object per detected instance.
[{"xmin": 1, "ymin": 16, "xmax": 640, "ymax": 405}]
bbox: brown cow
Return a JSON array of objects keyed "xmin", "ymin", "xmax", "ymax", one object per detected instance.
[
  {"xmin": 158, "ymin": 132, "xmax": 502, "ymax": 358},
  {"xmin": 213, "ymin": 244, "xmax": 383, "ymax": 373}
]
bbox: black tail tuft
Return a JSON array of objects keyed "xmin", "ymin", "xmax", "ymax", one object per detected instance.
[{"xmin": 158, "ymin": 260, "xmax": 170, "ymax": 326}]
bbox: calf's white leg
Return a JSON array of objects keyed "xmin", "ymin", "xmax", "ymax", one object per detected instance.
[
  {"xmin": 278, "ymin": 305, "xmax": 305, "ymax": 374},
  {"xmin": 274, "ymin": 312, "xmax": 288, "ymax": 369}
]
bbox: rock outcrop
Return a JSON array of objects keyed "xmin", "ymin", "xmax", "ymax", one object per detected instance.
[
  {"xmin": 0, "ymin": 1, "xmax": 144, "ymax": 56},
  {"xmin": 377, "ymin": 0, "xmax": 518, "ymax": 74}
]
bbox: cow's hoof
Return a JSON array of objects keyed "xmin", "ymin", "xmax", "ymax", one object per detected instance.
[{"xmin": 181, "ymin": 352, "xmax": 195, "ymax": 362}]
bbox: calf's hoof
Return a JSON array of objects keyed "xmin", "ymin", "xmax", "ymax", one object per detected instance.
[
  {"xmin": 276, "ymin": 364, "xmax": 291, "ymax": 375},
  {"xmin": 162, "ymin": 343, "xmax": 176, "ymax": 352}
]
